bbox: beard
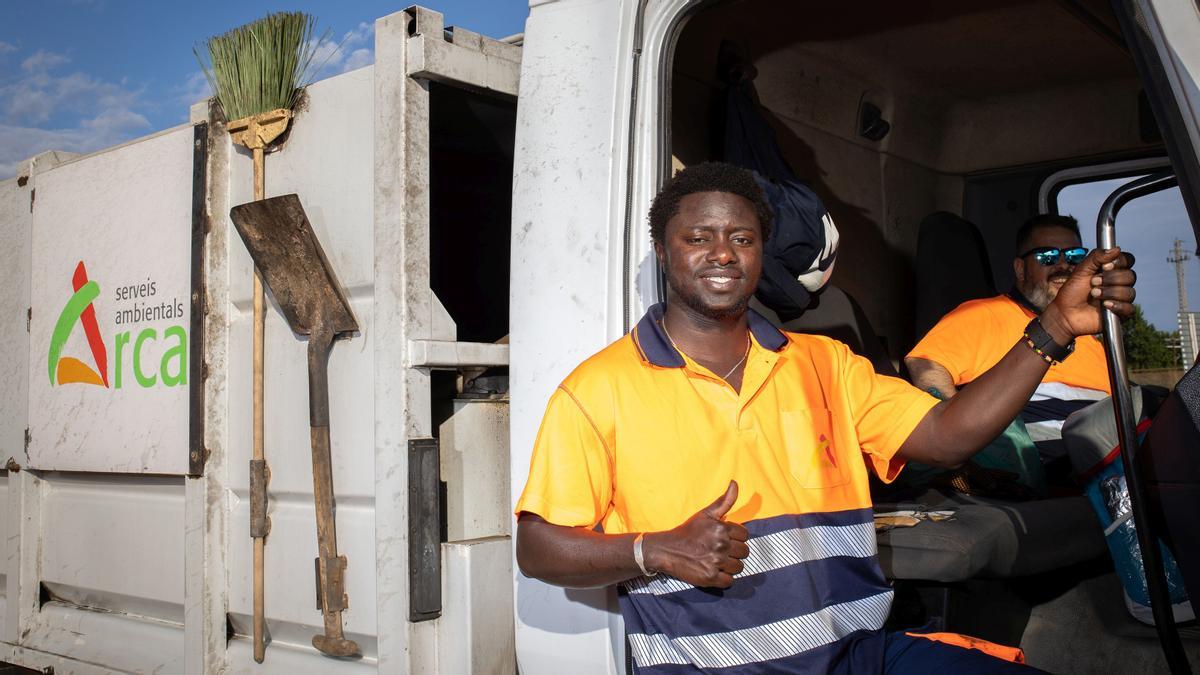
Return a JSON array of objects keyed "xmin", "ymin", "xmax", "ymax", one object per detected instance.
[
  {"xmin": 666, "ymin": 269, "xmax": 753, "ymax": 320},
  {"xmin": 1023, "ymin": 273, "xmax": 1070, "ymax": 312}
]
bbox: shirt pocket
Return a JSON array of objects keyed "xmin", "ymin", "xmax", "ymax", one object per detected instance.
[{"xmin": 781, "ymin": 409, "xmax": 848, "ymax": 489}]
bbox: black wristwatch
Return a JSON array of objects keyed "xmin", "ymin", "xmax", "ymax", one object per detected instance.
[{"xmin": 1023, "ymin": 318, "xmax": 1075, "ymax": 365}]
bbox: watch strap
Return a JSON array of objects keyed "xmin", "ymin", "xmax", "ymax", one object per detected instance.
[{"xmin": 1023, "ymin": 317, "xmax": 1075, "ymax": 365}]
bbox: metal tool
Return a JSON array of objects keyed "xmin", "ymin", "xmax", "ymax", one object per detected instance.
[
  {"xmin": 1097, "ymin": 169, "xmax": 1191, "ymax": 673},
  {"xmin": 230, "ymin": 193, "xmax": 361, "ymax": 658}
]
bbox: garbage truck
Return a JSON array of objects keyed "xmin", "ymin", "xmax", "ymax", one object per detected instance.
[{"xmin": 3, "ymin": 1, "xmax": 1200, "ymax": 673}]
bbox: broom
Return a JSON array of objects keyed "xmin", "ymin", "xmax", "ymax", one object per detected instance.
[{"xmin": 196, "ymin": 12, "xmax": 327, "ymax": 664}]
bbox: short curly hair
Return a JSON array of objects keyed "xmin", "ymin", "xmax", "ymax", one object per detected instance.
[
  {"xmin": 1015, "ymin": 214, "xmax": 1081, "ymax": 255},
  {"xmin": 648, "ymin": 162, "xmax": 773, "ymax": 245}
]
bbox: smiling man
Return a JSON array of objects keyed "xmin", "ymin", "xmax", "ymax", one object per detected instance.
[
  {"xmin": 514, "ymin": 163, "xmax": 1135, "ymax": 673},
  {"xmin": 906, "ymin": 214, "xmax": 1114, "ymax": 466}
]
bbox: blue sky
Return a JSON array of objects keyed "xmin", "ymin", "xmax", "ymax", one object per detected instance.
[
  {"xmin": 0, "ymin": 0, "xmax": 529, "ymax": 178},
  {"xmin": 1059, "ymin": 180, "xmax": 1200, "ymax": 333}
]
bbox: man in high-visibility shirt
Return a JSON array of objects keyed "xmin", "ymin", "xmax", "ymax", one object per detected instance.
[
  {"xmin": 515, "ymin": 163, "xmax": 1136, "ymax": 673},
  {"xmin": 906, "ymin": 214, "xmax": 1113, "ymax": 467}
]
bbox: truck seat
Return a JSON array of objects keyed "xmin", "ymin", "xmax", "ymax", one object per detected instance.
[
  {"xmin": 913, "ymin": 211, "xmax": 996, "ymax": 341},
  {"xmin": 752, "ymin": 285, "xmax": 898, "ymax": 377},
  {"xmin": 875, "ymin": 489, "xmax": 1107, "ymax": 582}
]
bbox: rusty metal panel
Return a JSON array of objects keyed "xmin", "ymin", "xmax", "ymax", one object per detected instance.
[{"xmin": 189, "ymin": 122, "xmax": 208, "ymax": 476}]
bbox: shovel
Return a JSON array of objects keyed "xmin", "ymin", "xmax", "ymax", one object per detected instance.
[{"xmin": 230, "ymin": 193, "xmax": 361, "ymax": 658}]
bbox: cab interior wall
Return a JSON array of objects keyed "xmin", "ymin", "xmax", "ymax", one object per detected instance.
[{"xmin": 671, "ymin": 0, "xmax": 1155, "ymax": 355}]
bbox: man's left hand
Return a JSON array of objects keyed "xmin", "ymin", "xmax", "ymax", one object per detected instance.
[{"xmin": 1041, "ymin": 247, "xmax": 1136, "ymax": 343}]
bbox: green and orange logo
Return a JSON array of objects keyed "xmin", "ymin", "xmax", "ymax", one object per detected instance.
[
  {"xmin": 47, "ymin": 261, "xmax": 188, "ymax": 390},
  {"xmin": 48, "ymin": 261, "xmax": 109, "ymax": 387}
]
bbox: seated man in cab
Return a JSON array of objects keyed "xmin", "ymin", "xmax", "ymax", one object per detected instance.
[
  {"xmin": 515, "ymin": 163, "xmax": 1135, "ymax": 673},
  {"xmin": 906, "ymin": 214, "xmax": 1113, "ymax": 468}
]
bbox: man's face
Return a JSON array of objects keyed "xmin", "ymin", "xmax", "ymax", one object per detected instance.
[
  {"xmin": 655, "ymin": 191, "xmax": 763, "ymax": 321},
  {"xmin": 1014, "ymin": 226, "xmax": 1083, "ymax": 311}
]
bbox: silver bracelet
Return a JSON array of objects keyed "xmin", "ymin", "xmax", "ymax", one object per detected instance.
[{"xmin": 633, "ymin": 533, "xmax": 657, "ymax": 577}]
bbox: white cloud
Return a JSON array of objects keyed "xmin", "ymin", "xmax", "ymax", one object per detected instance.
[
  {"xmin": 309, "ymin": 22, "xmax": 375, "ymax": 81},
  {"xmin": 309, "ymin": 38, "xmax": 342, "ymax": 70},
  {"xmin": 81, "ymin": 107, "xmax": 149, "ymax": 135},
  {"xmin": 1, "ymin": 68, "xmax": 144, "ymax": 126},
  {"xmin": 0, "ymin": 122, "xmax": 127, "ymax": 178},
  {"xmin": 21, "ymin": 49, "xmax": 69, "ymax": 73},
  {"xmin": 342, "ymin": 48, "xmax": 373, "ymax": 72},
  {"xmin": 172, "ymin": 70, "xmax": 212, "ymax": 109},
  {"xmin": 0, "ymin": 41, "xmax": 17, "ymax": 55},
  {"xmin": 0, "ymin": 51, "xmax": 150, "ymax": 179}
]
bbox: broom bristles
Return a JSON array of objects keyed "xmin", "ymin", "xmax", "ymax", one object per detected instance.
[{"xmin": 195, "ymin": 12, "xmax": 330, "ymax": 122}]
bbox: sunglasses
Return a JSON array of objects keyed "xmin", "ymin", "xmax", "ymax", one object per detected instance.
[{"xmin": 1019, "ymin": 246, "xmax": 1088, "ymax": 266}]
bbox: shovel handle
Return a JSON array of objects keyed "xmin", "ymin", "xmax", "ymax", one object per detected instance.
[{"xmin": 307, "ymin": 326, "xmax": 359, "ymax": 657}]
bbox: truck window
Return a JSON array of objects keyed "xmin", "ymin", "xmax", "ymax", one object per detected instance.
[
  {"xmin": 429, "ymin": 81, "xmax": 516, "ymax": 344},
  {"xmin": 1054, "ymin": 175, "xmax": 1199, "ymax": 385}
]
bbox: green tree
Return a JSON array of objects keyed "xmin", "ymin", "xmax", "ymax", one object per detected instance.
[{"xmin": 1122, "ymin": 304, "xmax": 1180, "ymax": 370}]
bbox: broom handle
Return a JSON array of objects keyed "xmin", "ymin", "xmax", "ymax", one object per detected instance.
[
  {"xmin": 252, "ymin": 144, "xmax": 267, "ymax": 664},
  {"xmin": 253, "ymin": 145, "xmax": 265, "ymax": 460}
]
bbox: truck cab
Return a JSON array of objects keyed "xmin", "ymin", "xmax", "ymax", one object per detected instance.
[{"xmin": 511, "ymin": 0, "xmax": 1200, "ymax": 672}]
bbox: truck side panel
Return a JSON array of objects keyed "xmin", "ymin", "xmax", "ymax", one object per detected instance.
[{"xmin": 510, "ymin": 1, "xmax": 640, "ymax": 674}]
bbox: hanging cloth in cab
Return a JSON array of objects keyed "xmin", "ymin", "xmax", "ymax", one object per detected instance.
[{"xmin": 722, "ymin": 73, "xmax": 838, "ymax": 321}]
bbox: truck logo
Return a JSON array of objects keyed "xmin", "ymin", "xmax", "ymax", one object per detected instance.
[
  {"xmin": 48, "ymin": 261, "xmax": 109, "ymax": 387},
  {"xmin": 47, "ymin": 261, "xmax": 188, "ymax": 389}
]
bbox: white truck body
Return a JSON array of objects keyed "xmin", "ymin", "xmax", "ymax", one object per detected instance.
[{"xmin": 3, "ymin": 7, "xmax": 519, "ymax": 674}]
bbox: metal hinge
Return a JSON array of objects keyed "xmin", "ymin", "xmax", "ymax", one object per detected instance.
[
  {"xmin": 249, "ymin": 459, "xmax": 271, "ymax": 538},
  {"xmin": 315, "ymin": 555, "xmax": 349, "ymax": 612},
  {"xmin": 27, "ymin": 307, "xmax": 32, "ymax": 333},
  {"xmin": 24, "ymin": 427, "xmax": 31, "ymax": 452},
  {"xmin": 29, "ymin": 188, "xmax": 35, "ymax": 213}
]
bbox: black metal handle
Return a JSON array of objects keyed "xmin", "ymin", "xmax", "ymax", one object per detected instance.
[
  {"xmin": 408, "ymin": 437, "xmax": 442, "ymax": 622},
  {"xmin": 1096, "ymin": 170, "xmax": 1191, "ymax": 674}
]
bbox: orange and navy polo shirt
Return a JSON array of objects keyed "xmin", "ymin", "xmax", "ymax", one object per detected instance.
[
  {"xmin": 907, "ymin": 294, "xmax": 1111, "ymax": 457},
  {"xmin": 516, "ymin": 304, "xmax": 939, "ymax": 673},
  {"xmin": 907, "ymin": 294, "xmax": 1111, "ymax": 395}
]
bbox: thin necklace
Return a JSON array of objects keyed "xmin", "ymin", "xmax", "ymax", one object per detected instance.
[{"xmin": 661, "ymin": 319, "xmax": 751, "ymax": 380}]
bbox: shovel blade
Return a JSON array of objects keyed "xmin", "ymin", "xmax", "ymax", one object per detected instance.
[{"xmin": 230, "ymin": 194, "xmax": 358, "ymax": 337}]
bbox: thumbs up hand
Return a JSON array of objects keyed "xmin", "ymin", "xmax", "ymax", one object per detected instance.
[{"xmin": 641, "ymin": 481, "xmax": 751, "ymax": 589}]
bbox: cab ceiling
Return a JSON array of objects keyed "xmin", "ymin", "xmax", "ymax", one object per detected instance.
[{"xmin": 685, "ymin": 0, "xmax": 1134, "ymax": 101}]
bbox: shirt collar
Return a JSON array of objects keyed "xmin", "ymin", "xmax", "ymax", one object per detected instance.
[
  {"xmin": 631, "ymin": 302, "xmax": 788, "ymax": 368},
  {"xmin": 1006, "ymin": 286, "xmax": 1042, "ymax": 316}
]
